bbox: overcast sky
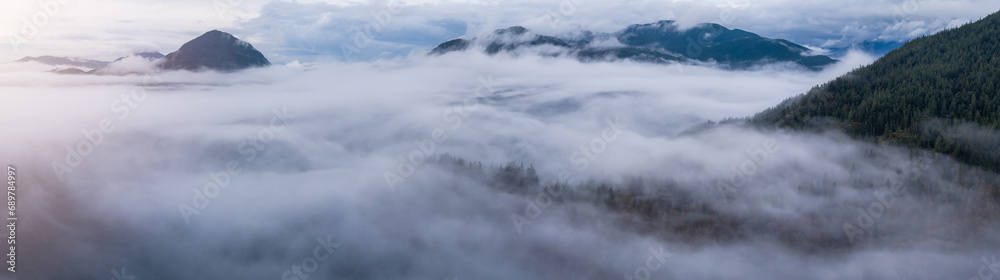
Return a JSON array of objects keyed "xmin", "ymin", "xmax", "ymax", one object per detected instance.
[{"xmin": 2, "ymin": 0, "xmax": 1000, "ymax": 63}]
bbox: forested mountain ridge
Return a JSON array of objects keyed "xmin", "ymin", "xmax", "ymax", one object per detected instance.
[
  {"xmin": 753, "ymin": 10, "xmax": 1000, "ymax": 172},
  {"xmin": 430, "ymin": 21, "xmax": 836, "ymax": 70}
]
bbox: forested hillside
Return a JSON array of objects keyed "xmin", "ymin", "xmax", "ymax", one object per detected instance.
[
  {"xmin": 754, "ymin": 10, "xmax": 1000, "ymax": 172},
  {"xmin": 432, "ymin": 151, "xmax": 1000, "ymax": 252}
]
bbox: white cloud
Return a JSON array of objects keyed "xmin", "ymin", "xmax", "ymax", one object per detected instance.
[
  {"xmin": 4, "ymin": 50, "xmax": 997, "ymax": 279},
  {"xmin": 91, "ymin": 55, "xmax": 159, "ymax": 75}
]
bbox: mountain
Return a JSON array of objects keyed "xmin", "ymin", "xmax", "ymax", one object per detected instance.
[
  {"xmin": 15, "ymin": 56, "xmax": 109, "ymax": 69},
  {"xmin": 29, "ymin": 31, "xmax": 270, "ymax": 75},
  {"xmin": 430, "ymin": 26, "xmax": 576, "ymax": 56},
  {"xmin": 614, "ymin": 21, "xmax": 835, "ymax": 69},
  {"xmin": 49, "ymin": 68, "xmax": 89, "ymax": 75},
  {"xmin": 112, "ymin": 52, "xmax": 164, "ymax": 62},
  {"xmin": 828, "ymin": 40, "xmax": 907, "ymax": 57},
  {"xmin": 37, "ymin": 52, "xmax": 166, "ymax": 75},
  {"xmin": 430, "ymin": 21, "xmax": 836, "ymax": 70},
  {"xmin": 158, "ymin": 30, "xmax": 270, "ymax": 71},
  {"xmin": 752, "ymin": 10, "xmax": 1000, "ymax": 171},
  {"xmin": 16, "ymin": 53, "xmax": 164, "ymax": 75}
]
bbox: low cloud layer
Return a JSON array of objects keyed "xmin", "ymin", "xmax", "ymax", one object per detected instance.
[{"xmin": 2, "ymin": 52, "xmax": 998, "ymax": 279}]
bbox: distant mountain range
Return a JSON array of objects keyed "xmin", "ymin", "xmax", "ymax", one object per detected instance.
[
  {"xmin": 112, "ymin": 52, "xmax": 164, "ymax": 62},
  {"xmin": 430, "ymin": 21, "xmax": 837, "ymax": 71},
  {"xmin": 828, "ymin": 40, "xmax": 907, "ymax": 57},
  {"xmin": 752, "ymin": 10, "xmax": 1000, "ymax": 172},
  {"xmin": 15, "ymin": 56, "xmax": 110, "ymax": 69},
  {"xmin": 13, "ymin": 30, "xmax": 269, "ymax": 75}
]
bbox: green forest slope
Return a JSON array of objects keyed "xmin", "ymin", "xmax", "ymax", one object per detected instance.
[{"xmin": 754, "ymin": 10, "xmax": 1000, "ymax": 172}]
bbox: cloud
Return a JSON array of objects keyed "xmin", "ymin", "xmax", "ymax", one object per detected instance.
[
  {"xmin": 90, "ymin": 55, "xmax": 160, "ymax": 75},
  {"xmin": 232, "ymin": 1, "xmax": 468, "ymax": 62},
  {"xmin": 3, "ymin": 50, "xmax": 998, "ymax": 279}
]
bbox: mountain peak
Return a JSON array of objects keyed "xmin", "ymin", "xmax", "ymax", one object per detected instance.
[
  {"xmin": 158, "ymin": 30, "xmax": 270, "ymax": 72},
  {"xmin": 495, "ymin": 26, "xmax": 529, "ymax": 35},
  {"xmin": 204, "ymin": 29, "xmax": 227, "ymax": 36}
]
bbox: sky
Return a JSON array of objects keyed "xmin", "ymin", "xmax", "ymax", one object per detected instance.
[{"xmin": 2, "ymin": 0, "xmax": 1000, "ymax": 63}]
